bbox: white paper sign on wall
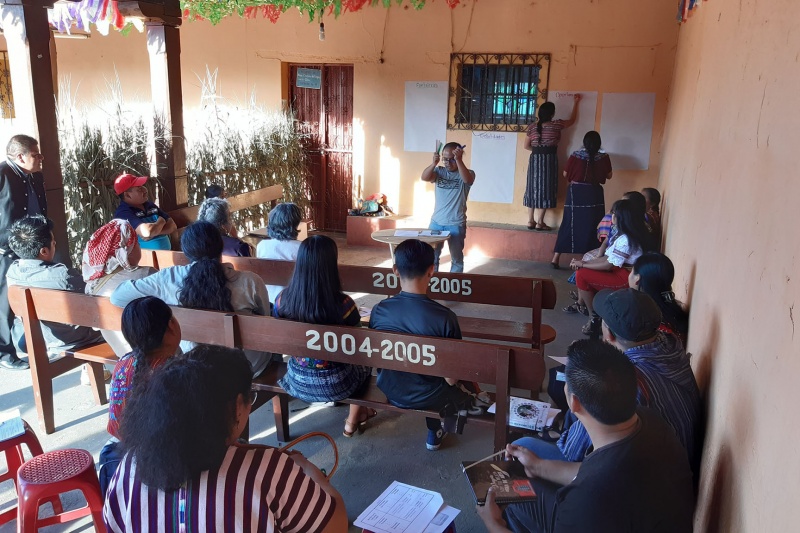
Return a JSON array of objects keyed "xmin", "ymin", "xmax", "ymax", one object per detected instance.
[
  {"xmin": 599, "ymin": 93, "xmax": 656, "ymax": 170},
  {"xmin": 404, "ymin": 81, "xmax": 448, "ymax": 153},
  {"xmin": 469, "ymin": 131, "xmax": 518, "ymax": 204}
]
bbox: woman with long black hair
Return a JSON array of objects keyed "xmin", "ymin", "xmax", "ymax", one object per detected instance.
[
  {"xmin": 629, "ymin": 252, "xmax": 690, "ymax": 343},
  {"xmin": 523, "ymin": 95, "xmax": 581, "ymax": 230},
  {"xmin": 111, "ymin": 221, "xmax": 272, "ymax": 376},
  {"xmin": 570, "ymin": 199, "xmax": 652, "ymax": 336},
  {"xmin": 273, "ymin": 235, "xmax": 375, "ymax": 438},
  {"xmin": 104, "ymin": 345, "xmax": 348, "ymax": 532},
  {"xmin": 99, "ymin": 296, "xmax": 181, "ymax": 494},
  {"xmin": 551, "ymin": 131, "xmax": 613, "ymax": 269}
]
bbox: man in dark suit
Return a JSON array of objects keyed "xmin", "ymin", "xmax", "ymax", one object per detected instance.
[{"xmin": 0, "ymin": 134, "xmax": 48, "ymax": 370}]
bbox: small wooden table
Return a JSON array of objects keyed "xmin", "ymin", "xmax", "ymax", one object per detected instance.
[{"xmin": 371, "ymin": 228, "xmax": 449, "ymax": 260}]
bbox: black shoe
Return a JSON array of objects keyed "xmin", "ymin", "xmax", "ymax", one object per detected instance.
[{"xmin": 0, "ymin": 357, "xmax": 29, "ymax": 370}]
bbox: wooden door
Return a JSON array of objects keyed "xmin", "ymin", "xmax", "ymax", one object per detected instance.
[{"xmin": 289, "ymin": 64, "xmax": 354, "ymax": 232}]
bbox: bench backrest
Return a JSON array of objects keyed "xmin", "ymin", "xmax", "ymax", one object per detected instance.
[
  {"xmin": 145, "ymin": 250, "xmax": 557, "ymax": 345},
  {"xmin": 6, "ymin": 286, "xmax": 237, "ymax": 352},
  {"xmin": 167, "ymin": 184, "xmax": 284, "ymax": 229},
  {"xmin": 7, "ymin": 287, "xmax": 539, "ymax": 391},
  {"xmin": 235, "ymin": 314, "xmax": 542, "ymax": 391}
]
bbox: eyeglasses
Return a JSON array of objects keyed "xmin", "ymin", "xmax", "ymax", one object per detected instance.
[
  {"xmin": 248, "ymin": 391, "xmax": 258, "ymax": 406},
  {"xmin": 442, "ymin": 158, "xmax": 457, "ymax": 163}
]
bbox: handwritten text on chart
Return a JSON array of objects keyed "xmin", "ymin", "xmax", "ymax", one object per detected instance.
[
  {"xmin": 474, "ymin": 132, "xmax": 508, "ymax": 140},
  {"xmin": 415, "ymin": 82, "xmax": 439, "ymax": 89},
  {"xmin": 306, "ymin": 330, "xmax": 436, "ymax": 366}
]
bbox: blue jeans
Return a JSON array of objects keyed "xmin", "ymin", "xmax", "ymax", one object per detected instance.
[
  {"xmin": 429, "ymin": 222, "xmax": 466, "ymax": 273},
  {"xmin": 501, "ymin": 437, "xmax": 567, "ymax": 533},
  {"xmin": 513, "ymin": 436, "xmax": 568, "ymax": 461}
]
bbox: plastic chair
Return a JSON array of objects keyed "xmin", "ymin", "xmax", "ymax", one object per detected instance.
[
  {"xmin": 16, "ymin": 448, "xmax": 104, "ymax": 531},
  {"xmin": 0, "ymin": 420, "xmax": 62, "ymax": 526}
]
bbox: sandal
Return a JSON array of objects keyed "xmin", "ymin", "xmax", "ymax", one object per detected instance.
[
  {"xmin": 527, "ymin": 224, "xmax": 536, "ymax": 230},
  {"xmin": 562, "ymin": 303, "xmax": 584, "ymax": 314},
  {"xmin": 536, "ymin": 223, "xmax": 553, "ymax": 231},
  {"xmin": 550, "ymin": 262, "xmax": 560, "ymax": 270},
  {"xmin": 343, "ymin": 408, "xmax": 378, "ymax": 438},
  {"xmin": 581, "ymin": 316, "xmax": 602, "ymax": 337}
]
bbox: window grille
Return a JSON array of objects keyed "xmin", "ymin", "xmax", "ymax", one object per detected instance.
[
  {"xmin": 448, "ymin": 53, "xmax": 550, "ymax": 132},
  {"xmin": 0, "ymin": 51, "xmax": 14, "ymax": 119}
]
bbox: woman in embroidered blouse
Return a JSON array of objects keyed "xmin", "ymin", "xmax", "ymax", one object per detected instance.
[
  {"xmin": 99, "ymin": 296, "xmax": 181, "ymax": 495},
  {"xmin": 272, "ymin": 235, "xmax": 375, "ymax": 438},
  {"xmin": 551, "ymin": 131, "xmax": 613, "ymax": 269},
  {"xmin": 523, "ymin": 94, "xmax": 581, "ymax": 230},
  {"xmin": 570, "ymin": 199, "xmax": 652, "ymax": 336}
]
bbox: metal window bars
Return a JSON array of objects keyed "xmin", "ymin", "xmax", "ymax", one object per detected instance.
[{"xmin": 448, "ymin": 53, "xmax": 550, "ymax": 132}]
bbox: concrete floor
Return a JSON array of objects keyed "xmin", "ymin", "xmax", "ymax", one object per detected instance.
[{"xmin": 0, "ymin": 233, "xmax": 587, "ymax": 532}]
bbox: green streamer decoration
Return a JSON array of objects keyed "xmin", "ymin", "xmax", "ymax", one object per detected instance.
[{"xmin": 181, "ymin": 0, "xmax": 455, "ymax": 26}]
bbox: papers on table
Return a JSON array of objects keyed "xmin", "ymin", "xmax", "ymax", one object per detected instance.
[
  {"xmin": 355, "ymin": 481, "xmax": 460, "ymax": 533},
  {"xmin": 393, "ymin": 230, "xmax": 450, "ymax": 238},
  {"xmin": 487, "ymin": 397, "xmax": 561, "ymax": 431},
  {"xmin": 0, "ymin": 408, "xmax": 24, "ymax": 442}
]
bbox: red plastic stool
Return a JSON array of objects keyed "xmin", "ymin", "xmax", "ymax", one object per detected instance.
[
  {"xmin": 16, "ymin": 448, "xmax": 105, "ymax": 532},
  {"xmin": 0, "ymin": 420, "xmax": 62, "ymax": 526}
]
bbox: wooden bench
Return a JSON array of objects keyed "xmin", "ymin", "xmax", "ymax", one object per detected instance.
[
  {"xmin": 167, "ymin": 184, "xmax": 285, "ymax": 229},
  {"xmin": 166, "ymin": 184, "xmax": 286, "ymax": 248},
  {"xmin": 8, "ymin": 287, "xmax": 545, "ymax": 452},
  {"xmin": 237, "ymin": 314, "xmax": 543, "ymax": 452},
  {"xmin": 7, "ymin": 286, "xmax": 239, "ymax": 434},
  {"xmin": 146, "ymin": 251, "xmax": 557, "ymax": 350}
]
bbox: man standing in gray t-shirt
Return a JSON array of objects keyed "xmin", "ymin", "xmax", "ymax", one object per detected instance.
[{"xmin": 420, "ymin": 142, "xmax": 476, "ymax": 272}]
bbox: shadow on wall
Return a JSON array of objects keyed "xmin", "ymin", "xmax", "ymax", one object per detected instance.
[{"xmin": 693, "ymin": 311, "xmax": 747, "ymax": 532}]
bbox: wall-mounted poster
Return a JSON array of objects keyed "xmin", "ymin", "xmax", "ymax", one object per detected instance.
[
  {"xmin": 469, "ymin": 131, "xmax": 518, "ymax": 204},
  {"xmin": 599, "ymin": 93, "xmax": 656, "ymax": 170},
  {"xmin": 404, "ymin": 81, "xmax": 448, "ymax": 152}
]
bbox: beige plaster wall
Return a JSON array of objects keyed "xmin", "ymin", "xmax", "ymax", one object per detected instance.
[
  {"xmin": 659, "ymin": 1, "xmax": 800, "ymax": 530},
  {"xmin": 52, "ymin": 0, "xmax": 678, "ymax": 226}
]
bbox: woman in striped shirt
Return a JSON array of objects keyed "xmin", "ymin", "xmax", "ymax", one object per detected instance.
[
  {"xmin": 104, "ymin": 344, "xmax": 348, "ymax": 533},
  {"xmin": 523, "ymin": 94, "xmax": 581, "ymax": 230}
]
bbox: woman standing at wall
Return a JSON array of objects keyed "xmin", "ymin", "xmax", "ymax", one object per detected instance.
[
  {"xmin": 523, "ymin": 94, "xmax": 581, "ymax": 230},
  {"xmin": 551, "ymin": 131, "xmax": 613, "ymax": 269}
]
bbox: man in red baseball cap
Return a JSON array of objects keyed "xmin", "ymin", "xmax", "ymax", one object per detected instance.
[{"xmin": 112, "ymin": 173, "xmax": 176, "ymax": 250}]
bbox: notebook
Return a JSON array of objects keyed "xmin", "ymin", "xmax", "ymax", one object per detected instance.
[{"xmin": 461, "ymin": 460, "xmax": 537, "ymax": 505}]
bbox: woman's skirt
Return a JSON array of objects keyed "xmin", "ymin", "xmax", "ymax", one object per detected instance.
[
  {"xmin": 279, "ymin": 358, "xmax": 372, "ymax": 403},
  {"xmin": 554, "ymin": 183, "xmax": 606, "ymax": 254},
  {"xmin": 523, "ymin": 146, "xmax": 559, "ymax": 209}
]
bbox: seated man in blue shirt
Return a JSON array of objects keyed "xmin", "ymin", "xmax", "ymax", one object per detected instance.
[
  {"xmin": 478, "ymin": 339, "xmax": 695, "ymax": 533},
  {"xmin": 6, "ymin": 215, "xmax": 104, "ymax": 366},
  {"xmin": 369, "ymin": 239, "xmax": 473, "ymax": 451},
  {"xmin": 113, "ymin": 173, "xmax": 176, "ymax": 250}
]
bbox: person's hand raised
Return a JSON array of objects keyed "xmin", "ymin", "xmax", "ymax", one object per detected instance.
[
  {"xmin": 432, "ymin": 152, "xmax": 441, "ymax": 165},
  {"xmin": 452, "ymin": 146, "xmax": 464, "ymax": 162}
]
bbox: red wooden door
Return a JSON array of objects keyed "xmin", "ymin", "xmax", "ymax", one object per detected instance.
[{"xmin": 290, "ymin": 64, "xmax": 354, "ymax": 232}]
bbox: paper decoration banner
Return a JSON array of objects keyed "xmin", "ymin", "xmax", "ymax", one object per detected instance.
[
  {"xmin": 599, "ymin": 93, "xmax": 656, "ymax": 170},
  {"xmin": 469, "ymin": 131, "xmax": 518, "ymax": 204},
  {"xmin": 404, "ymin": 81, "xmax": 448, "ymax": 152}
]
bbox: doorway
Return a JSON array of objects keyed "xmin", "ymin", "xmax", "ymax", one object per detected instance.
[{"xmin": 289, "ymin": 64, "xmax": 354, "ymax": 232}]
